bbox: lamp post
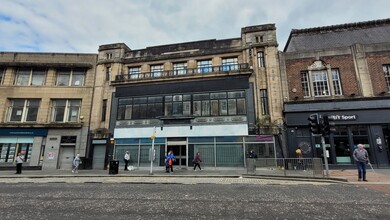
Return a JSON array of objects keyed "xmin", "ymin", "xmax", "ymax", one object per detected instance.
[{"xmin": 150, "ymin": 127, "xmax": 156, "ymax": 175}]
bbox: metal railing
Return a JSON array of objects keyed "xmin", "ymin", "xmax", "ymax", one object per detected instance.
[
  {"xmin": 246, "ymin": 158, "xmax": 324, "ymax": 178},
  {"xmin": 114, "ymin": 63, "xmax": 251, "ymax": 82}
]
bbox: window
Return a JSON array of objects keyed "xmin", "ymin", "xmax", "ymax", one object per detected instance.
[
  {"xmin": 301, "ymin": 71, "xmax": 311, "ymax": 97},
  {"xmin": 106, "ymin": 53, "xmax": 113, "ymax": 59},
  {"xmin": 51, "ymin": 99, "xmax": 81, "ymax": 122},
  {"xmin": 101, "ymin": 99, "xmax": 107, "ymax": 122},
  {"xmin": 383, "ymin": 65, "xmax": 390, "ymax": 91},
  {"xmin": 332, "ymin": 69, "xmax": 343, "ymax": 96},
  {"xmin": 128, "ymin": 67, "xmax": 140, "ymax": 79},
  {"xmin": 312, "ymin": 70, "xmax": 330, "ymax": 97},
  {"xmin": 106, "ymin": 65, "xmax": 111, "ymax": 81},
  {"xmin": 222, "ymin": 57, "xmax": 238, "ymax": 71},
  {"xmin": 0, "ymin": 143, "xmax": 32, "ymax": 163},
  {"xmin": 197, "ymin": 60, "xmax": 212, "ymax": 73},
  {"xmin": 56, "ymin": 69, "xmax": 86, "ymax": 86},
  {"xmin": 165, "ymin": 94, "xmax": 191, "ymax": 116},
  {"xmin": 260, "ymin": 89, "xmax": 269, "ymax": 115},
  {"xmin": 150, "ymin": 65, "xmax": 163, "ymax": 77},
  {"xmin": 15, "ymin": 68, "xmax": 46, "ymax": 86},
  {"xmin": 257, "ymin": 52, "xmax": 265, "ymax": 68},
  {"xmin": 117, "ymin": 97, "xmax": 163, "ymax": 120},
  {"xmin": 173, "ymin": 63, "xmax": 187, "ymax": 75},
  {"xmin": 8, "ymin": 99, "xmax": 40, "ymax": 122},
  {"xmin": 0, "ymin": 68, "xmax": 4, "ymax": 84}
]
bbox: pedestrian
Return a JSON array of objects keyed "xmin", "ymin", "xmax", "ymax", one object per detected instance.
[
  {"xmin": 15, "ymin": 153, "xmax": 24, "ymax": 174},
  {"xmin": 72, "ymin": 154, "xmax": 81, "ymax": 173},
  {"xmin": 295, "ymin": 147, "xmax": 304, "ymax": 170},
  {"xmin": 124, "ymin": 151, "xmax": 130, "ymax": 171},
  {"xmin": 165, "ymin": 150, "xmax": 175, "ymax": 173},
  {"xmin": 193, "ymin": 152, "xmax": 202, "ymax": 171},
  {"xmin": 353, "ymin": 144, "xmax": 369, "ymax": 181}
]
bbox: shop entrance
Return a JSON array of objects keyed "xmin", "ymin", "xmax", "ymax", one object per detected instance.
[{"xmin": 167, "ymin": 145, "xmax": 188, "ymax": 169}]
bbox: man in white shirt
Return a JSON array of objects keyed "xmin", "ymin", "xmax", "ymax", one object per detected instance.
[{"xmin": 124, "ymin": 151, "xmax": 130, "ymax": 171}]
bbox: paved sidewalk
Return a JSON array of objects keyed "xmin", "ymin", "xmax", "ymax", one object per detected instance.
[{"xmin": 1, "ymin": 167, "xmax": 390, "ymax": 184}]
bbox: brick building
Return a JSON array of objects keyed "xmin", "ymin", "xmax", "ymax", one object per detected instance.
[{"xmin": 281, "ymin": 19, "xmax": 390, "ymax": 167}]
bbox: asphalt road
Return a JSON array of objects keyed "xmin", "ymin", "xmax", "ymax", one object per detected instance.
[{"xmin": 0, "ymin": 182, "xmax": 389, "ymax": 220}]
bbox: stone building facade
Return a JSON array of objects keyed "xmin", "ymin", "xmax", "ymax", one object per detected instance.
[
  {"xmin": 281, "ymin": 19, "xmax": 390, "ymax": 167},
  {"xmin": 92, "ymin": 24, "xmax": 285, "ymax": 169},
  {"xmin": 0, "ymin": 52, "xmax": 97, "ymax": 170}
]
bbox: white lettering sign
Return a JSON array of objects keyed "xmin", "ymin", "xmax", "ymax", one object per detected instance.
[{"xmin": 329, "ymin": 115, "xmax": 357, "ymax": 121}]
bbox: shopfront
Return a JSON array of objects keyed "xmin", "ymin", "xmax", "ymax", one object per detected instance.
[
  {"xmin": 0, "ymin": 128, "xmax": 47, "ymax": 168},
  {"xmin": 284, "ymin": 99, "xmax": 390, "ymax": 167}
]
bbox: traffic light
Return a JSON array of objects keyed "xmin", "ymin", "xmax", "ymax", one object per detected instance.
[
  {"xmin": 321, "ymin": 115, "xmax": 336, "ymax": 135},
  {"xmin": 308, "ymin": 113, "xmax": 321, "ymax": 135}
]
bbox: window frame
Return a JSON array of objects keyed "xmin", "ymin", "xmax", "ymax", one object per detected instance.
[
  {"xmin": 128, "ymin": 66, "xmax": 141, "ymax": 79},
  {"xmin": 8, "ymin": 99, "xmax": 40, "ymax": 122},
  {"xmin": 197, "ymin": 60, "xmax": 213, "ymax": 74},
  {"xmin": 56, "ymin": 68, "xmax": 86, "ymax": 86},
  {"xmin": 173, "ymin": 62, "xmax": 188, "ymax": 75},
  {"xmin": 51, "ymin": 99, "xmax": 81, "ymax": 122},
  {"xmin": 150, "ymin": 65, "xmax": 163, "ymax": 78},
  {"xmin": 221, "ymin": 57, "xmax": 238, "ymax": 71},
  {"xmin": 383, "ymin": 65, "xmax": 390, "ymax": 91},
  {"xmin": 257, "ymin": 52, "xmax": 265, "ymax": 68},
  {"xmin": 15, "ymin": 68, "xmax": 46, "ymax": 86}
]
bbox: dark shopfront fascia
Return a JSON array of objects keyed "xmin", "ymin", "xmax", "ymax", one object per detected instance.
[{"xmin": 284, "ymin": 99, "xmax": 390, "ymax": 168}]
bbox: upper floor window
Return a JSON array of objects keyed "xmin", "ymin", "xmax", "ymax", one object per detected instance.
[
  {"xmin": 15, "ymin": 68, "xmax": 46, "ymax": 86},
  {"xmin": 51, "ymin": 99, "xmax": 81, "ymax": 122},
  {"xmin": 106, "ymin": 65, "xmax": 111, "ymax": 81},
  {"xmin": 257, "ymin": 52, "xmax": 265, "ymax": 68},
  {"xmin": 222, "ymin": 57, "xmax": 238, "ymax": 71},
  {"xmin": 128, "ymin": 67, "xmax": 140, "ymax": 79},
  {"xmin": 101, "ymin": 99, "xmax": 107, "ymax": 122},
  {"xmin": 0, "ymin": 68, "xmax": 4, "ymax": 85},
  {"xmin": 332, "ymin": 69, "xmax": 343, "ymax": 96},
  {"xmin": 312, "ymin": 70, "xmax": 330, "ymax": 96},
  {"xmin": 56, "ymin": 68, "xmax": 86, "ymax": 86},
  {"xmin": 301, "ymin": 71, "xmax": 311, "ymax": 97},
  {"xmin": 173, "ymin": 63, "xmax": 187, "ymax": 75},
  {"xmin": 197, "ymin": 60, "xmax": 212, "ymax": 73},
  {"xmin": 384, "ymin": 65, "xmax": 390, "ymax": 91},
  {"xmin": 106, "ymin": 53, "xmax": 113, "ymax": 59},
  {"xmin": 8, "ymin": 99, "xmax": 40, "ymax": 122},
  {"xmin": 260, "ymin": 89, "xmax": 269, "ymax": 115},
  {"xmin": 300, "ymin": 69, "xmax": 343, "ymax": 97},
  {"xmin": 150, "ymin": 65, "xmax": 163, "ymax": 77}
]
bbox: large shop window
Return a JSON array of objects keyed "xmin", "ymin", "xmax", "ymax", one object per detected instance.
[
  {"xmin": 0, "ymin": 138, "xmax": 33, "ymax": 163},
  {"xmin": 8, "ymin": 99, "xmax": 40, "ymax": 122},
  {"xmin": 56, "ymin": 68, "xmax": 86, "ymax": 86},
  {"xmin": 51, "ymin": 99, "xmax": 81, "ymax": 122},
  {"xmin": 117, "ymin": 91, "xmax": 246, "ymax": 120},
  {"xmin": 15, "ymin": 68, "xmax": 46, "ymax": 86}
]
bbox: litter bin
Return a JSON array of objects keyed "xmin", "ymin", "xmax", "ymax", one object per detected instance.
[
  {"xmin": 109, "ymin": 160, "xmax": 119, "ymax": 174},
  {"xmin": 246, "ymin": 158, "xmax": 256, "ymax": 174}
]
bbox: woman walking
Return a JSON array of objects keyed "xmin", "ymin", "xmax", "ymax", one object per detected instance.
[
  {"xmin": 72, "ymin": 154, "xmax": 81, "ymax": 173},
  {"xmin": 193, "ymin": 152, "xmax": 202, "ymax": 171}
]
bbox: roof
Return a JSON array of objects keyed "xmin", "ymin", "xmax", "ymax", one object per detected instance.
[{"xmin": 284, "ymin": 18, "xmax": 390, "ymax": 52}]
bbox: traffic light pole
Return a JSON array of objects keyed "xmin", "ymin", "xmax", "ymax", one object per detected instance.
[{"xmin": 321, "ymin": 135, "xmax": 330, "ymax": 177}]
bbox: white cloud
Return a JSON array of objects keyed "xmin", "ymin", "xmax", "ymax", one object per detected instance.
[{"xmin": 0, "ymin": 0, "xmax": 389, "ymax": 53}]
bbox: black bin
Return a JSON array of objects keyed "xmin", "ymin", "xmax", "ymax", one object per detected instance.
[{"xmin": 109, "ymin": 160, "xmax": 119, "ymax": 174}]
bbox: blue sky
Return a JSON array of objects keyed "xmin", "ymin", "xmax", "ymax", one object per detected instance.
[{"xmin": 0, "ymin": 0, "xmax": 389, "ymax": 53}]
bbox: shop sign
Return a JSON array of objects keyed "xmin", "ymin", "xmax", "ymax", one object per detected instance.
[
  {"xmin": 61, "ymin": 136, "xmax": 77, "ymax": 143},
  {"xmin": 329, "ymin": 114, "xmax": 357, "ymax": 121},
  {"xmin": 0, "ymin": 128, "xmax": 48, "ymax": 136},
  {"xmin": 92, "ymin": 139, "xmax": 107, "ymax": 144}
]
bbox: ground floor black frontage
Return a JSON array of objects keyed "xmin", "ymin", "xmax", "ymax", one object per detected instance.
[{"xmin": 284, "ymin": 98, "xmax": 390, "ymax": 168}]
